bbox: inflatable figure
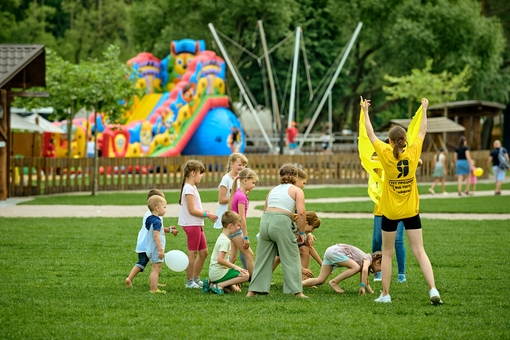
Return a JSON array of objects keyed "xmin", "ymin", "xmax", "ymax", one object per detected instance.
[{"xmin": 127, "ymin": 52, "xmax": 162, "ymax": 94}]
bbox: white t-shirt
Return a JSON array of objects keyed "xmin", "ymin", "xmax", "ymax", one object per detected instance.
[
  {"xmin": 209, "ymin": 233, "xmax": 231, "ymax": 282},
  {"xmin": 213, "ymin": 174, "xmax": 235, "ymax": 229},
  {"xmin": 135, "ymin": 209, "xmax": 163, "ymax": 253},
  {"xmin": 86, "ymin": 141, "xmax": 95, "ymax": 154},
  {"xmin": 178, "ymin": 183, "xmax": 204, "ymax": 226}
]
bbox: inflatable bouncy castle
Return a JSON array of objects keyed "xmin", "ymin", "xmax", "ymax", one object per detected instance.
[{"xmin": 50, "ymin": 39, "xmax": 245, "ymax": 158}]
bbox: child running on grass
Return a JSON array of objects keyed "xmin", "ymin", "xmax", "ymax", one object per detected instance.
[
  {"xmin": 125, "ymin": 189, "xmax": 177, "ymax": 288},
  {"xmin": 302, "ymin": 244, "xmax": 382, "ymax": 295},
  {"xmin": 178, "ymin": 160, "xmax": 218, "ymax": 289},
  {"xmin": 145, "ymin": 195, "xmax": 169, "ymax": 293},
  {"xmin": 228, "ymin": 168, "xmax": 258, "ymax": 276},
  {"xmin": 203, "ymin": 211, "xmax": 250, "ymax": 295},
  {"xmin": 213, "ymin": 153, "xmax": 248, "ymax": 230}
]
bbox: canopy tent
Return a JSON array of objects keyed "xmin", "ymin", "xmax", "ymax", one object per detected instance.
[
  {"xmin": 10, "ymin": 113, "xmax": 44, "ymax": 132},
  {"xmin": 24, "ymin": 113, "xmax": 65, "ymax": 134}
]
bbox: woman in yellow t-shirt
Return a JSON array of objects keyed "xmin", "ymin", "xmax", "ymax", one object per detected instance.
[{"xmin": 361, "ymin": 96, "xmax": 442, "ymax": 305}]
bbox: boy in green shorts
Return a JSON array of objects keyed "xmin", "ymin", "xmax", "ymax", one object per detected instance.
[{"xmin": 203, "ymin": 211, "xmax": 250, "ymax": 294}]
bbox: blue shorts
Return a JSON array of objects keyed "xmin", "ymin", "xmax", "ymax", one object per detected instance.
[
  {"xmin": 456, "ymin": 160, "xmax": 470, "ymax": 175},
  {"xmin": 322, "ymin": 246, "xmax": 350, "ymax": 270},
  {"xmin": 493, "ymin": 166, "xmax": 506, "ymax": 181},
  {"xmin": 229, "ymin": 229, "xmax": 242, "ymax": 239},
  {"xmin": 135, "ymin": 252, "xmax": 150, "ymax": 271},
  {"xmin": 289, "ymin": 142, "xmax": 298, "ymax": 149}
]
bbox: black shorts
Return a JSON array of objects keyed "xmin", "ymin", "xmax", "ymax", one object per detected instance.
[{"xmin": 381, "ymin": 214, "xmax": 421, "ymax": 232}]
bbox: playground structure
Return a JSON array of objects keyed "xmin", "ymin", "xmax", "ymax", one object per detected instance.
[{"xmin": 43, "ymin": 39, "xmax": 245, "ymax": 158}]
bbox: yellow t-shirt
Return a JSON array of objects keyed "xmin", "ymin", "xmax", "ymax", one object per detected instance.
[{"xmin": 373, "ymin": 137, "xmax": 423, "ymax": 220}]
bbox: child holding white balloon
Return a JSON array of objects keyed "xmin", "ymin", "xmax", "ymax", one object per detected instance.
[
  {"xmin": 125, "ymin": 189, "xmax": 177, "ymax": 288},
  {"xmin": 228, "ymin": 168, "xmax": 258, "ymax": 276},
  {"xmin": 203, "ymin": 210, "xmax": 250, "ymax": 294},
  {"xmin": 146, "ymin": 195, "xmax": 169, "ymax": 293},
  {"xmin": 178, "ymin": 160, "xmax": 218, "ymax": 289}
]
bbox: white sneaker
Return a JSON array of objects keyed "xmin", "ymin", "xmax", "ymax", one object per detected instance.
[
  {"xmin": 185, "ymin": 281, "xmax": 200, "ymax": 289},
  {"xmin": 429, "ymin": 288, "xmax": 443, "ymax": 305},
  {"xmin": 374, "ymin": 294, "xmax": 391, "ymax": 303},
  {"xmin": 194, "ymin": 277, "xmax": 203, "ymax": 288},
  {"xmin": 373, "ymin": 272, "xmax": 382, "ymax": 282},
  {"xmin": 442, "ymin": 192, "xmax": 448, "ymax": 195},
  {"xmin": 428, "ymin": 188, "xmax": 435, "ymax": 195}
]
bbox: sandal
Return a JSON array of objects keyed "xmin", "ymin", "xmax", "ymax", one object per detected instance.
[
  {"xmin": 202, "ymin": 278, "xmax": 210, "ymax": 293},
  {"xmin": 210, "ymin": 282, "xmax": 224, "ymax": 295}
]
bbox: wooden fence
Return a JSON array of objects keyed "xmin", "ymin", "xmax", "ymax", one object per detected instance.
[{"xmin": 8, "ymin": 151, "xmax": 490, "ymax": 197}]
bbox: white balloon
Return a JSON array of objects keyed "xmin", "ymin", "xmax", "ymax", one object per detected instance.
[{"xmin": 164, "ymin": 250, "xmax": 189, "ymax": 272}]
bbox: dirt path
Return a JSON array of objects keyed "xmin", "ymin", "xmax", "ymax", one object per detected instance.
[{"xmin": 1, "ymin": 190, "xmax": 508, "ymax": 220}]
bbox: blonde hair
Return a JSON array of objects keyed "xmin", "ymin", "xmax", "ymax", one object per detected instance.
[
  {"xmin": 226, "ymin": 153, "xmax": 248, "ymax": 173},
  {"xmin": 179, "ymin": 160, "xmax": 206, "ymax": 205},
  {"xmin": 147, "ymin": 189, "xmax": 164, "ymax": 200},
  {"xmin": 221, "ymin": 210, "xmax": 241, "ymax": 228},
  {"xmin": 279, "ymin": 163, "xmax": 297, "ymax": 184},
  {"xmin": 297, "ymin": 168, "xmax": 308, "ymax": 180},
  {"xmin": 292, "ymin": 211, "xmax": 321, "ymax": 229},
  {"xmin": 388, "ymin": 125, "xmax": 407, "ymax": 159},
  {"xmin": 148, "ymin": 195, "xmax": 166, "ymax": 213},
  {"xmin": 228, "ymin": 168, "xmax": 259, "ymax": 210}
]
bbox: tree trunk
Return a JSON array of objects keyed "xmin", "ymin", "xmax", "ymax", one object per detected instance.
[{"xmin": 91, "ymin": 105, "xmax": 98, "ymax": 196}]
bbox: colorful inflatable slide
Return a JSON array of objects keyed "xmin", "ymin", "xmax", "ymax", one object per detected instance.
[{"xmin": 47, "ymin": 39, "xmax": 244, "ymax": 158}]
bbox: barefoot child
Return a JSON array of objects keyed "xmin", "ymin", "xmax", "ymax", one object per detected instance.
[
  {"xmin": 203, "ymin": 211, "xmax": 250, "ymax": 294},
  {"xmin": 146, "ymin": 195, "xmax": 169, "ymax": 293},
  {"xmin": 178, "ymin": 160, "xmax": 218, "ymax": 289},
  {"xmin": 228, "ymin": 168, "xmax": 258, "ymax": 276},
  {"xmin": 302, "ymin": 244, "xmax": 382, "ymax": 295},
  {"xmin": 125, "ymin": 189, "xmax": 177, "ymax": 288}
]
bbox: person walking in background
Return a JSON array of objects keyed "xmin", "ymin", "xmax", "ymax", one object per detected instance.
[
  {"xmin": 247, "ymin": 164, "xmax": 308, "ymax": 298},
  {"xmin": 86, "ymin": 136, "xmax": 95, "ymax": 158},
  {"xmin": 321, "ymin": 131, "xmax": 331, "ymax": 154},
  {"xmin": 487, "ymin": 140, "xmax": 509, "ymax": 195},
  {"xmin": 286, "ymin": 121, "xmax": 299, "ymax": 155},
  {"xmin": 178, "ymin": 160, "xmax": 218, "ymax": 289},
  {"xmin": 361, "ymin": 96, "xmax": 442, "ymax": 305},
  {"xmin": 429, "ymin": 148, "xmax": 447, "ymax": 195},
  {"xmin": 454, "ymin": 136, "xmax": 472, "ymax": 196}
]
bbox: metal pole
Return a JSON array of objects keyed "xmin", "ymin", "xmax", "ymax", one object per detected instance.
[
  {"xmin": 287, "ymin": 27, "xmax": 301, "ymax": 128},
  {"xmin": 298, "ymin": 22, "xmax": 363, "ymax": 149},
  {"xmin": 279, "ymin": 114, "xmax": 285, "ymax": 155},
  {"xmin": 328, "ymin": 92, "xmax": 333, "ymax": 150},
  {"xmin": 258, "ymin": 20, "xmax": 280, "ymax": 132},
  {"xmin": 208, "ymin": 23, "xmax": 273, "ymax": 151}
]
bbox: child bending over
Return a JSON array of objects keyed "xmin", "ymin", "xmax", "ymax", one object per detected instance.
[{"xmin": 302, "ymin": 244, "xmax": 382, "ymax": 295}]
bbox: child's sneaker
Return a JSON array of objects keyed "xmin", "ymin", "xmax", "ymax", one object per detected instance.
[
  {"xmin": 185, "ymin": 280, "xmax": 200, "ymax": 289},
  {"xmin": 429, "ymin": 288, "xmax": 443, "ymax": 305},
  {"xmin": 373, "ymin": 271, "xmax": 382, "ymax": 282},
  {"xmin": 374, "ymin": 294, "xmax": 391, "ymax": 303},
  {"xmin": 398, "ymin": 274, "xmax": 406, "ymax": 283},
  {"xmin": 149, "ymin": 289, "xmax": 166, "ymax": 294},
  {"xmin": 428, "ymin": 188, "xmax": 435, "ymax": 195},
  {"xmin": 193, "ymin": 277, "xmax": 203, "ymax": 288}
]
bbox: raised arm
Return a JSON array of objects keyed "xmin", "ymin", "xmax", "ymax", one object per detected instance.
[
  {"xmin": 418, "ymin": 98, "xmax": 428, "ymax": 140},
  {"xmin": 361, "ymin": 96, "xmax": 378, "ymax": 145}
]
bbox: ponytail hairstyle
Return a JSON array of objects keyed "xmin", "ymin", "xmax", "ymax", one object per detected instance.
[
  {"xmin": 458, "ymin": 136, "xmax": 466, "ymax": 149},
  {"xmin": 279, "ymin": 163, "xmax": 298, "ymax": 185},
  {"xmin": 226, "ymin": 153, "xmax": 248, "ymax": 173},
  {"xmin": 179, "ymin": 160, "xmax": 206, "ymax": 205},
  {"xmin": 228, "ymin": 168, "xmax": 259, "ymax": 210},
  {"xmin": 388, "ymin": 125, "xmax": 407, "ymax": 160},
  {"xmin": 370, "ymin": 251, "xmax": 383, "ymax": 274}
]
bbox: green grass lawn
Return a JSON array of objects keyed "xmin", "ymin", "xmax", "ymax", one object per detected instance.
[
  {"xmin": 1, "ymin": 215, "xmax": 509, "ymax": 339},
  {"xmin": 17, "ymin": 182, "xmax": 510, "ymax": 205}
]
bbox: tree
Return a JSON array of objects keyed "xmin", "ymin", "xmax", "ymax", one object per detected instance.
[{"xmin": 383, "ymin": 59, "xmax": 471, "ymax": 116}]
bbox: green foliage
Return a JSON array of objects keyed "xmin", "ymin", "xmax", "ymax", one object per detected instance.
[
  {"xmin": 383, "ymin": 59, "xmax": 471, "ymax": 114},
  {"xmin": 0, "ymin": 216, "xmax": 509, "ymax": 339}
]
